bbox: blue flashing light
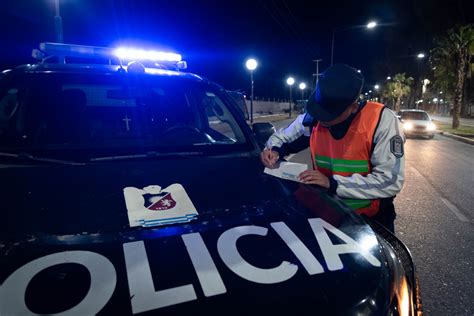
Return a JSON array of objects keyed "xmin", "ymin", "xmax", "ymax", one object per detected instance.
[
  {"xmin": 36, "ymin": 42, "xmax": 183, "ymax": 65},
  {"xmin": 39, "ymin": 42, "xmax": 114, "ymax": 59},
  {"xmin": 114, "ymin": 48, "xmax": 182, "ymax": 62}
]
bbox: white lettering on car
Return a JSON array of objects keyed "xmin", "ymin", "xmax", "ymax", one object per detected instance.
[
  {"xmin": 0, "ymin": 251, "xmax": 116, "ymax": 316},
  {"xmin": 0, "ymin": 218, "xmax": 381, "ymax": 314},
  {"xmin": 123, "ymin": 240, "xmax": 197, "ymax": 314},
  {"xmin": 217, "ymin": 225, "xmax": 299, "ymax": 284},
  {"xmin": 309, "ymin": 218, "xmax": 381, "ymax": 270},
  {"xmin": 182, "ymin": 232, "xmax": 227, "ymax": 297},
  {"xmin": 271, "ymin": 222, "xmax": 325, "ymax": 275}
]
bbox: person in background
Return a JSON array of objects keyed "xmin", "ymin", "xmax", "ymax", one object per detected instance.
[{"xmin": 261, "ymin": 64, "xmax": 405, "ymax": 232}]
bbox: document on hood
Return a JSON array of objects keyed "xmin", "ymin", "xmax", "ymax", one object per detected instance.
[
  {"xmin": 264, "ymin": 161, "xmax": 308, "ymax": 183},
  {"xmin": 123, "ymin": 183, "xmax": 198, "ymax": 228}
]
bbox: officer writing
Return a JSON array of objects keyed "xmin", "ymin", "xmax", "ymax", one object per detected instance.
[{"xmin": 261, "ymin": 64, "xmax": 405, "ymax": 232}]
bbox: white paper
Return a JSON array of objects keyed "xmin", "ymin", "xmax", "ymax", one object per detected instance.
[{"xmin": 264, "ymin": 162, "xmax": 308, "ymax": 182}]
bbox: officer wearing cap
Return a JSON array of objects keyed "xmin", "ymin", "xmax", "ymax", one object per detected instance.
[{"xmin": 261, "ymin": 64, "xmax": 405, "ymax": 232}]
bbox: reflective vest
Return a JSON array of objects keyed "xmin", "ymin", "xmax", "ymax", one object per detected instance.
[{"xmin": 310, "ymin": 102, "xmax": 385, "ymax": 216}]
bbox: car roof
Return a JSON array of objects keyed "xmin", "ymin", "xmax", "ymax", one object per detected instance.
[
  {"xmin": 8, "ymin": 63, "xmax": 206, "ymax": 83},
  {"xmin": 399, "ymin": 109, "xmax": 428, "ymax": 113}
]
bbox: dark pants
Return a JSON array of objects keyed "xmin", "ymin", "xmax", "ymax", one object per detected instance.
[{"xmin": 370, "ymin": 197, "xmax": 397, "ymax": 233}]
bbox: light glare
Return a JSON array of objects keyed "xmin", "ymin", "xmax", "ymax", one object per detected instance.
[
  {"xmin": 367, "ymin": 21, "xmax": 377, "ymax": 29},
  {"xmin": 114, "ymin": 48, "xmax": 182, "ymax": 62},
  {"xmin": 246, "ymin": 58, "xmax": 258, "ymax": 70}
]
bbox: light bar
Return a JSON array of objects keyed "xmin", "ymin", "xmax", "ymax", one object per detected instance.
[
  {"xmin": 114, "ymin": 48, "xmax": 182, "ymax": 62},
  {"xmin": 39, "ymin": 42, "xmax": 113, "ymax": 59},
  {"xmin": 37, "ymin": 42, "xmax": 182, "ymax": 63}
]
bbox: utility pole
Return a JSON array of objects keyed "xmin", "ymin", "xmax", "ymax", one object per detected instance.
[
  {"xmin": 312, "ymin": 59, "xmax": 323, "ymax": 90},
  {"xmin": 54, "ymin": 0, "xmax": 65, "ymax": 63},
  {"xmin": 54, "ymin": 0, "xmax": 64, "ymax": 43}
]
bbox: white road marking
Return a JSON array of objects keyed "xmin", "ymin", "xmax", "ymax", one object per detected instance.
[
  {"xmin": 410, "ymin": 167, "xmax": 470, "ymax": 223},
  {"xmin": 439, "ymin": 197, "xmax": 470, "ymax": 223},
  {"xmin": 410, "ymin": 167, "xmax": 422, "ymax": 178}
]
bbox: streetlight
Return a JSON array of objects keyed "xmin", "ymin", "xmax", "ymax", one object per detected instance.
[
  {"xmin": 416, "ymin": 53, "xmax": 426, "ymax": 108},
  {"xmin": 53, "ymin": 0, "xmax": 65, "ymax": 63},
  {"xmin": 286, "ymin": 77, "xmax": 295, "ymax": 118},
  {"xmin": 367, "ymin": 21, "xmax": 377, "ymax": 29},
  {"xmin": 299, "ymin": 82, "xmax": 307, "ymax": 99},
  {"xmin": 54, "ymin": 0, "xmax": 64, "ymax": 43},
  {"xmin": 331, "ymin": 20, "xmax": 377, "ymax": 66},
  {"xmin": 374, "ymin": 84, "xmax": 380, "ymax": 90},
  {"xmin": 245, "ymin": 58, "xmax": 258, "ymax": 124},
  {"xmin": 386, "ymin": 76, "xmax": 391, "ymax": 80}
]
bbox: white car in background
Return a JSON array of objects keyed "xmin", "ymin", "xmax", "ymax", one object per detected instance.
[{"xmin": 398, "ymin": 109, "xmax": 436, "ymax": 138}]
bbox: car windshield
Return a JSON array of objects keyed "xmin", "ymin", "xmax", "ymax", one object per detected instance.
[
  {"xmin": 400, "ymin": 111, "xmax": 430, "ymax": 121},
  {"xmin": 0, "ymin": 71, "xmax": 251, "ymax": 161}
]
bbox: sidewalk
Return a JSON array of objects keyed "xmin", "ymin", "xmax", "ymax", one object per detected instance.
[
  {"xmin": 438, "ymin": 132, "xmax": 474, "ymax": 145},
  {"xmin": 429, "ymin": 113, "xmax": 474, "ymax": 127}
]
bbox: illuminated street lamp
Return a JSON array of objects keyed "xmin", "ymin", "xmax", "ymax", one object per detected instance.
[
  {"xmin": 331, "ymin": 21, "xmax": 377, "ymax": 66},
  {"xmin": 415, "ymin": 53, "xmax": 427, "ymax": 108},
  {"xmin": 299, "ymin": 82, "xmax": 307, "ymax": 99},
  {"xmin": 286, "ymin": 77, "xmax": 295, "ymax": 118},
  {"xmin": 54, "ymin": 0, "xmax": 64, "ymax": 43},
  {"xmin": 367, "ymin": 21, "xmax": 377, "ymax": 29},
  {"xmin": 245, "ymin": 58, "xmax": 258, "ymax": 123},
  {"xmin": 374, "ymin": 84, "xmax": 380, "ymax": 90},
  {"xmin": 386, "ymin": 76, "xmax": 391, "ymax": 80}
]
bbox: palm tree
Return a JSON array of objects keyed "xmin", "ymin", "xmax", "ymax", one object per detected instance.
[
  {"xmin": 431, "ymin": 24, "xmax": 474, "ymax": 128},
  {"xmin": 382, "ymin": 73, "xmax": 413, "ymax": 112}
]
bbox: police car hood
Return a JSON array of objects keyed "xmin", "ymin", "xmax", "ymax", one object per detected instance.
[{"xmin": 0, "ymin": 156, "xmax": 392, "ymax": 315}]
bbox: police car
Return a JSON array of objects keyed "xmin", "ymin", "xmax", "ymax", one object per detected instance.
[{"xmin": 0, "ymin": 43, "xmax": 421, "ymax": 315}]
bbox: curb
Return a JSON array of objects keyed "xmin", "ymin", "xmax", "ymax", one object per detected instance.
[{"xmin": 439, "ymin": 131, "xmax": 474, "ymax": 145}]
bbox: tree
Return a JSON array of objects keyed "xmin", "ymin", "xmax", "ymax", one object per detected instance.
[
  {"xmin": 431, "ymin": 24, "xmax": 474, "ymax": 128},
  {"xmin": 382, "ymin": 73, "xmax": 413, "ymax": 112}
]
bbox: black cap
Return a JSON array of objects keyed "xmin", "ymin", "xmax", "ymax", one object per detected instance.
[{"xmin": 306, "ymin": 64, "xmax": 364, "ymax": 122}]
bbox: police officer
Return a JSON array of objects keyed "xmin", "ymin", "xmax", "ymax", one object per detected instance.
[{"xmin": 261, "ymin": 64, "xmax": 405, "ymax": 232}]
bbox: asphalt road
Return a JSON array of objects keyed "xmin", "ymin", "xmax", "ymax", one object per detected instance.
[{"xmin": 271, "ymin": 117, "xmax": 474, "ymax": 315}]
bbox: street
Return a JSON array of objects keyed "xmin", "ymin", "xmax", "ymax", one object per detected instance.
[{"xmin": 271, "ymin": 118, "xmax": 474, "ymax": 315}]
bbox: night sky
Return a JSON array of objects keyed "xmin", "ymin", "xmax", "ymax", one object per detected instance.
[{"xmin": 1, "ymin": 0, "xmax": 473, "ymax": 99}]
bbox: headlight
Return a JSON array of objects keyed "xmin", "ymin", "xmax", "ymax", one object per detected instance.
[
  {"xmin": 370, "ymin": 221, "xmax": 422, "ymax": 316},
  {"xmin": 403, "ymin": 122, "xmax": 413, "ymax": 131},
  {"xmin": 426, "ymin": 123, "xmax": 436, "ymax": 131}
]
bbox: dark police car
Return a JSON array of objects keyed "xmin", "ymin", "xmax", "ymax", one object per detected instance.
[{"xmin": 0, "ymin": 43, "xmax": 421, "ymax": 315}]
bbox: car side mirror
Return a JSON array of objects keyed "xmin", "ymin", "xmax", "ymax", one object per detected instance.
[{"xmin": 252, "ymin": 122, "xmax": 275, "ymax": 147}]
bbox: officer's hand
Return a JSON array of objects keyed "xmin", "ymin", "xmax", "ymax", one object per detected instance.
[
  {"xmin": 298, "ymin": 169, "xmax": 330, "ymax": 189},
  {"xmin": 260, "ymin": 149, "xmax": 279, "ymax": 168}
]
